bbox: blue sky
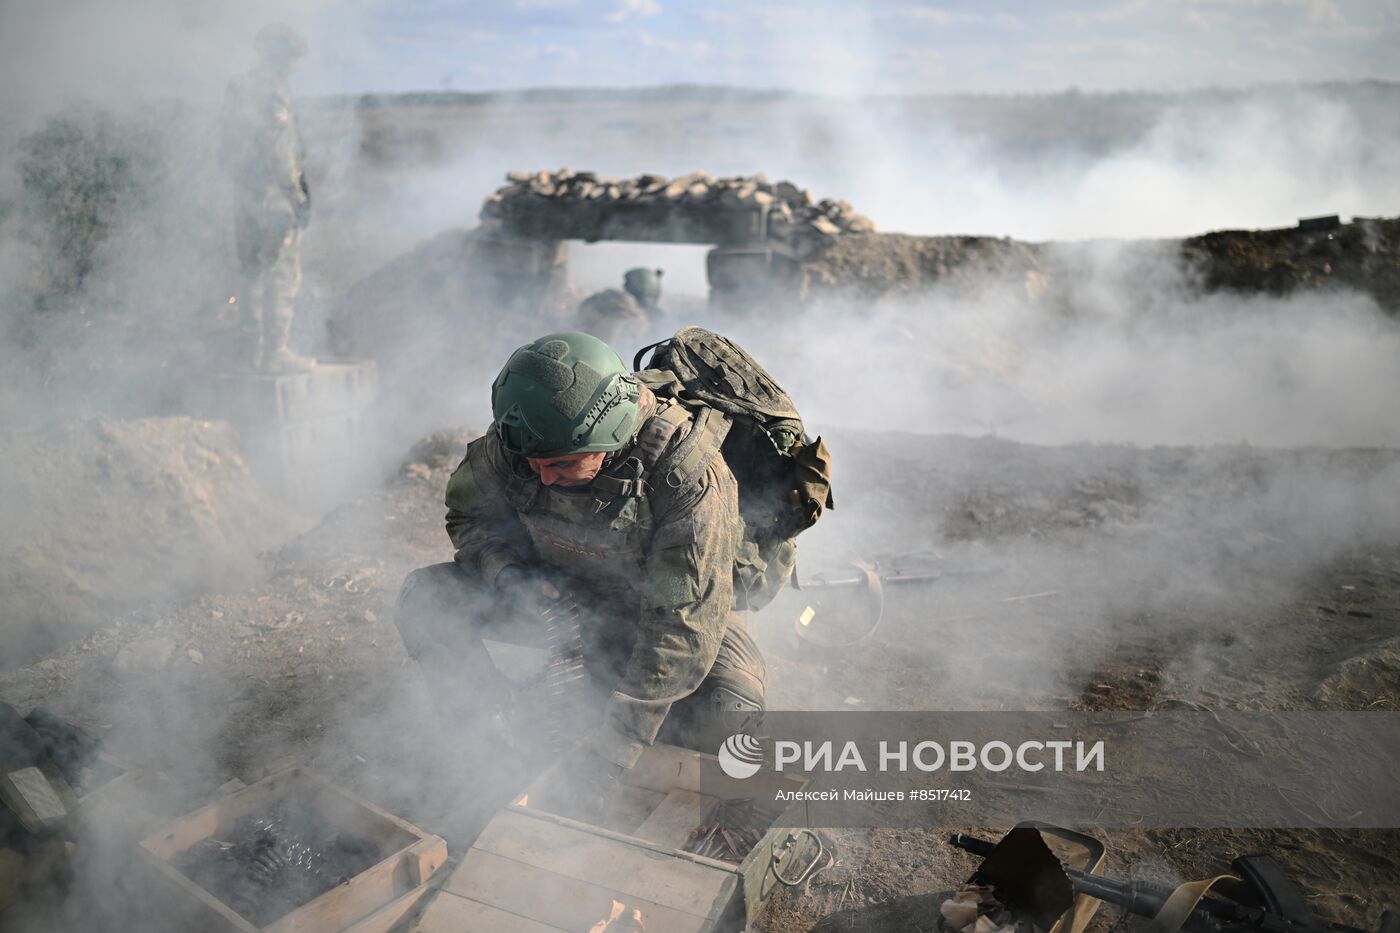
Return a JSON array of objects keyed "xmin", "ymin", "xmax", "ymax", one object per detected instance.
[
  {"xmin": 330, "ymin": 0, "xmax": 1400, "ymax": 95},
  {"xmin": 3, "ymin": 0, "xmax": 1398, "ymax": 116}
]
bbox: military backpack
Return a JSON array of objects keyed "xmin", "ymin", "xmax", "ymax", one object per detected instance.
[{"xmin": 634, "ymin": 327, "xmax": 834, "ymax": 607}]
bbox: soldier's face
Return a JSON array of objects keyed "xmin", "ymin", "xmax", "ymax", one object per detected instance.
[{"xmin": 527, "ymin": 452, "xmax": 607, "ymax": 487}]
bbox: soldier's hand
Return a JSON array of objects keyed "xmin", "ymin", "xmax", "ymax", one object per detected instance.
[
  {"xmin": 495, "ymin": 565, "xmax": 565, "ymax": 618},
  {"xmin": 295, "ymin": 175, "xmax": 311, "ymax": 228}
]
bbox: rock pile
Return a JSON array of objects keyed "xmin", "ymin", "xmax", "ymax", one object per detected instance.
[{"xmin": 481, "ymin": 169, "xmax": 874, "ymax": 254}]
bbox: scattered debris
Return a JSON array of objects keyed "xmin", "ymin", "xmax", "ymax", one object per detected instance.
[
  {"xmin": 682, "ymin": 799, "xmax": 782, "ymax": 863},
  {"xmin": 112, "ymin": 637, "xmax": 176, "ymax": 675},
  {"xmin": 940, "ymin": 883, "xmax": 1017, "ymax": 933}
]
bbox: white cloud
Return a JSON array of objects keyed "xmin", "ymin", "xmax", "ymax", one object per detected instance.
[
  {"xmin": 516, "ymin": 41, "xmax": 582, "ymax": 66},
  {"xmin": 606, "ymin": 0, "xmax": 661, "ymax": 24},
  {"xmin": 636, "ymin": 29, "xmax": 708, "ymax": 55},
  {"xmin": 887, "ymin": 5, "xmax": 1023, "ymax": 29},
  {"xmin": 697, "ymin": 10, "xmax": 741, "ymax": 26}
]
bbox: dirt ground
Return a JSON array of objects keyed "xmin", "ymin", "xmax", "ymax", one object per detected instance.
[{"xmin": 2, "ymin": 426, "xmax": 1398, "ymax": 932}]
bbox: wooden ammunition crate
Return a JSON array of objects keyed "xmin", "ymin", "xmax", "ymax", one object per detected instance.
[
  {"xmin": 412, "ymin": 745, "xmax": 821, "ymax": 933},
  {"xmin": 138, "ymin": 764, "xmax": 447, "ymax": 933},
  {"xmin": 201, "ymin": 362, "xmax": 380, "ymax": 513}
]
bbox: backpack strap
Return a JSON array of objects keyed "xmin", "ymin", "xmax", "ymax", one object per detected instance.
[
  {"xmin": 589, "ymin": 400, "xmax": 690, "ymax": 499},
  {"xmin": 661, "ymin": 405, "xmax": 731, "ymax": 490},
  {"xmin": 633, "ymin": 339, "xmax": 667, "ymax": 372}
]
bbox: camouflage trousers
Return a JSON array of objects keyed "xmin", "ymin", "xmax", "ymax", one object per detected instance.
[
  {"xmin": 394, "ymin": 562, "xmax": 767, "ymax": 754},
  {"xmin": 234, "ymin": 205, "xmax": 301, "ymax": 370}
]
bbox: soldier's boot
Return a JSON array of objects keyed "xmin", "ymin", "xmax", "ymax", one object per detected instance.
[
  {"xmin": 242, "ymin": 323, "xmax": 266, "ymax": 372},
  {"xmin": 262, "ymin": 305, "xmax": 316, "ymax": 373},
  {"xmin": 237, "ymin": 284, "xmax": 266, "ymax": 371},
  {"xmin": 260, "ymin": 228, "xmax": 316, "ymax": 372}
]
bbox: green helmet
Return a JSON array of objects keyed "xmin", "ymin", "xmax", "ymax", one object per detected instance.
[
  {"xmin": 255, "ymin": 23, "xmax": 308, "ymax": 64},
  {"xmin": 623, "ymin": 267, "xmax": 663, "ymax": 310},
  {"xmin": 491, "ymin": 332, "xmax": 641, "ymax": 458}
]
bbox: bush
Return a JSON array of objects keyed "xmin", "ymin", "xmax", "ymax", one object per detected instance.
[{"xmin": 17, "ymin": 104, "xmax": 158, "ymax": 302}]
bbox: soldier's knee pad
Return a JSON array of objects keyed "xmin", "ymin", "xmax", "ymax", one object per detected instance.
[
  {"xmin": 666, "ymin": 685, "xmax": 764, "ymax": 754},
  {"xmin": 708, "ymin": 619, "xmax": 768, "ymax": 708},
  {"xmin": 663, "ymin": 622, "xmax": 768, "ymax": 752},
  {"xmin": 394, "ymin": 562, "xmax": 471, "ymax": 659}
]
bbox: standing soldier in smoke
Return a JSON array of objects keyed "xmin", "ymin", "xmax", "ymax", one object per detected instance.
[
  {"xmin": 222, "ymin": 24, "xmax": 316, "ymax": 372},
  {"xmin": 395, "ymin": 330, "xmax": 832, "ymax": 808},
  {"xmin": 576, "ymin": 267, "xmax": 663, "ymax": 348}
]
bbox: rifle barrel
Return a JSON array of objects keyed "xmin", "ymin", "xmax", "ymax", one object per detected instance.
[{"xmin": 801, "ymin": 571, "xmax": 944, "ymax": 590}]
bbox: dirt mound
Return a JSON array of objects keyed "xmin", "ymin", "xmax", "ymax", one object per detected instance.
[
  {"xmin": 1316, "ymin": 637, "xmax": 1400, "ymax": 710},
  {"xmin": 799, "ymin": 232, "xmax": 1049, "ymax": 303},
  {"xmin": 1183, "ymin": 216, "xmax": 1400, "ymax": 309},
  {"xmin": 800, "ymin": 216, "xmax": 1400, "ymax": 311},
  {"xmin": 0, "ymin": 417, "xmax": 300, "ymax": 667},
  {"xmin": 326, "ymin": 227, "xmax": 477, "ymax": 362}
]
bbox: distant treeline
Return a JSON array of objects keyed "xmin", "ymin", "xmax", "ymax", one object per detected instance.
[
  {"xmin": 316, "ymin": 79, "xmax": 1400, "ymax": 111},
  {"xmin": 328, "ymin": 84, "xmax": 800, "ymax": 110}
]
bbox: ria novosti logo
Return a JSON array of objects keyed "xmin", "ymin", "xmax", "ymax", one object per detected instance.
[
  {"xmin": 717, "ymin": 733, "xmax": 764, "ymax": 779},
  {"xmin": 717, "ymin": 733, "xmax": 1106, "ymax": 779}
]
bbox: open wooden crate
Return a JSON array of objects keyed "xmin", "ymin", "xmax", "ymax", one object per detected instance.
[
  {"xmin": 413, "ymin": 744, "xmax": 822, "ymax": 933},
  {"xmin": 138, "ymin": 764, "xmax": 447, "ymax": 933}
]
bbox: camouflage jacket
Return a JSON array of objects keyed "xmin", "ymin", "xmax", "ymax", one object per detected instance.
[
  {"xmin": 444, "ymin": 388, "xmax": 741, "ymax": 766},
  {"xmin": 576, "ymin": 288, "xmax": 650, "ymax": 347},
  {"xmin": 221, "ymin": 65, "xmax": 307, "ymax": 206}
]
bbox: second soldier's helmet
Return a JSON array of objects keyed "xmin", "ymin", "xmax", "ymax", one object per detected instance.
[
  {"xmin": 491, "ymin": 333, "xmax": 641, "ymax": 458},
  {"xmin": 255, "ymin": 23, "xmax": 308, "ymax": 64},
  {"xmin": 623, "ymin": 267, "xmax": 663, "ymax": 309}
]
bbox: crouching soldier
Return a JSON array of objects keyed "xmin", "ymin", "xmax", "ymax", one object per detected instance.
[{"xmin": 395, "ymin": 332, "xmax": 772, "ymax": 790}]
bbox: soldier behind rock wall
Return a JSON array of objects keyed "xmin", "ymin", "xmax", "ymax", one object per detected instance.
[
  {"xmin": 576, "ymin": 267, "xmax": 662, "ymax": 351},
  {"xmin": 222, "ymin": 23, "xmax": 316, "ymax": 373}
]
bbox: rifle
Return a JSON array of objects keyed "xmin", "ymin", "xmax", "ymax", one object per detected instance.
[
  {"xmin": 949, "ymin": 830, "xmax": 1397, "ymax": 933},
  {"xmin": 795, "ymin": 558, "xmax": 999, "ymax": 593},
  {"xmin": 779, "ymin": 558, "xmax": 1001, "ymax": 652}
]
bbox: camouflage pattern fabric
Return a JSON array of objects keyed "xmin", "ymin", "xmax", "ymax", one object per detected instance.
[
  {"xmin": 222, "ymin": 64, "xmax": 309, "ymax": 369},
  {"xmin": 442, "ymin": 388, "xmax": 752, "ymax": 767},
  {"xmin": 576, "ymin": 288, "xmax": 650, "ymax": 349}
]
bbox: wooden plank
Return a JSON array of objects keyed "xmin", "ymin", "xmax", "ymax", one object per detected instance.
[
  {"xmin": 3, "ymin": 766, "xmax": 67, "ymax": 827},
  {"xmin": 141, "ymin": 768, "xmax": 305, "ymax": 859},
  {"xmin": 631, "ymin": 790, "xmax": 718, "ymax": 849},
  {"xmin": 515, "ymin": 767, "xmax": 667, "ymax": 833},
  {"xmin": 341, "ymin": 882, "xmax": 438, "ymax": 933},
  {"xmin": 622, "ymin": 745, "xmax": 805, "ymax": 801},
  {"xmin": 138, "ymin": 847, "xmax": 258, "ymax": 933},
  {"xmin": 139, "ymin": 766, "xmax": 445, "ymax": 932},
  {"xmin": 407, "ymin": 835, "xmax": 450, "ymax": 886},
  {"xmin": 302, "ymin": 771, "xmax": 421, "ymax": 852},
  {"xmin": 144, "ymin": 768, "xmax": 423, "ymax": 861},
  {"xmin": 412, "ymin": 891, "xmax": 564, "ymax": 933},
  {"xmin": 600, "ymin": 783, "xmax": 667, "ymax": 835},
  {"xmin": 446, "ymin": 847, "xmax": 712, "ymax": 932},
  {"xmin": 0, "ymin": 848, "xmax": 23, "ymax": 913},
  {"xmin": 514, "ymin": 782, "xmax": 665, "ymax": 836},
  {"xmin": 473, "ymin": 809, "xmax": 735, "ymax": 921}
]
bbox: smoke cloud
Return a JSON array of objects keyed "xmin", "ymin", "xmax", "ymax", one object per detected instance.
[{"xmin": 2, "ymin": 3, "xmax": 1399, "ymax": 928}]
